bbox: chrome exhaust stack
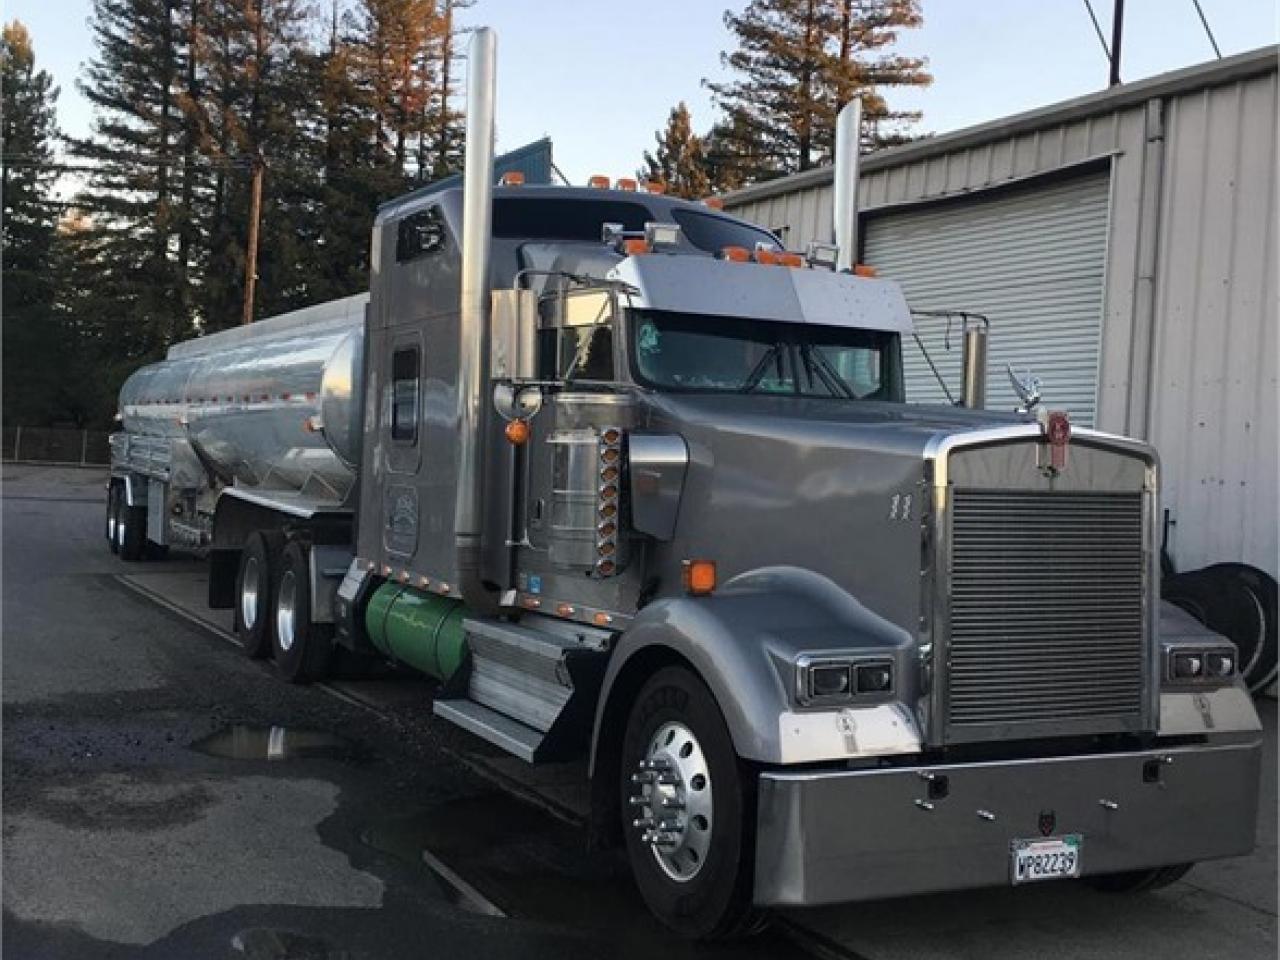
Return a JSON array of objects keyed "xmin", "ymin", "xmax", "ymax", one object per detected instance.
[
  {"xmin": 833, "ymin": 98, "xmax": 862, "ymax": 273},
  {"xmin": 960, "ymin": 316, "xmax": 990, "ymax": 409},
  {"xmin": 456, "ymin": 26, "xmax": 497, "ymax": 605}
]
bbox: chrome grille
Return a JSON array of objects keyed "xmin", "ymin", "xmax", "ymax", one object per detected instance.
[{"xmin": 945, "ymin": 489, "xmax": 1146, "ymax": 738}]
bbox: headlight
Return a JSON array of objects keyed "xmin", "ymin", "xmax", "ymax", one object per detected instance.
[
  {"xmin": 796, "ymin": 656, "xmax": 894, "ymax": 705},
  {"xmin": 1164, "ymin": 643, "xmax": 1237, "ymax": 685}
]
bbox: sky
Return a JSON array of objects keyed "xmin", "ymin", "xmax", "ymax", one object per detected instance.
[{"xmin": 5, "ymin": 0, "xmax": 1277, "ymax": 186}]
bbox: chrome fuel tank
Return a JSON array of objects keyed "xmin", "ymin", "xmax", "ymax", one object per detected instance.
[{"xmin": 118, "ymin": 295, "xmax": 367, "ymax": 498}]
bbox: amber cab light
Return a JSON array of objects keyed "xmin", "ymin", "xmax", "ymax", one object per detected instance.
[
  {"xmin": 615, "ymin": 177, "xmax": 638, "ymax": 191},
  {"xmin": 505, "ymin": 419, "xmax": 531, "ymax": 445},
  {"xmin": 703, "ymin": 197, "xmax": 725, "ymax": 210},
  {"xmin": 623, "ymin": 237, "xmax": 651, "ymax": 257},
  {"xmin": 682, "ymin": 559, "xmax": 717, "ymax": 596},
  {"xmin": 719, "ymin": 245, "xmax": 751, "ymax": 262},
  {"xmin": 587, "ymin": 174, "xmax": 610, "ymax": 189},
  {"xmin": 853, "ymin": 264, "xmax": 878, "ymax": 277},
  {"xmin": 499, "ymin": 171, "xmax": 525, "ymax": 186},
  {"xmin": 644, "ymin": 181, "xmax": 667, "ymax": 194}
]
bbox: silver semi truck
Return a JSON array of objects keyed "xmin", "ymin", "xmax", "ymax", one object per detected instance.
[{"xmin": 106, "ymin": 28, "xmax": 1261, "ymax": 939}]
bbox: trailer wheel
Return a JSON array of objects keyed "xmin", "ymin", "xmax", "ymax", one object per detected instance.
[
  {"xmin": 620, "ymin": 665, "xmax": 762, "ymax": 940},
  {"xmin": 270, "ymin": 540, "xmax": 333, "ymax": 683},
  {"xmin": 117, "ymin": 503, "xmax": 147, "ymax": 562},
  {"xmin": 1085, "ymin": 862, "xmax": 1194, "ymax": 893},
  {"xmin": 106, "ymin": 485, "xmax": 121, "ymax": 554},
  {"xmin": 235, "ymin": 531, "xmax": 283, "ymax": 659}
]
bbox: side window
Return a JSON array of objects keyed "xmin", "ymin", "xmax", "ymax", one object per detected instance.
[
  {"xmin": 390, "ymin": 347, "xmax": 419, "ymax": 442},
  {"xmin": 397, "ymin": 206, "xmax": 446, "ymax": 262}
]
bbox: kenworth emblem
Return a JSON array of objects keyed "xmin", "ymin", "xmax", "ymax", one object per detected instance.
[{"xmin": 1038, "ymin": 809, "xmax": 1057, "ymax": 836}]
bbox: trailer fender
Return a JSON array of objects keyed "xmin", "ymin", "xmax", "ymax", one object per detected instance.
[{"xmin": 590, "ymin": 565, "xmax": 918, "ymax": 777}]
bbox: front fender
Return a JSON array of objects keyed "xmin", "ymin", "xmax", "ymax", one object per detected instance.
[{"xmin": 591, "ymin": 566, "xmax": 922, "ymax": 770}]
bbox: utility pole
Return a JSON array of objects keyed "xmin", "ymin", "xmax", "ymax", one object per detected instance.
[
  {"xmin": 241, "ymin": 150, "xmax": 264, "ymax": 325},
  {"xmin": 1108, "ymin": 0, "xmax": 1125, "ymax": 87}
]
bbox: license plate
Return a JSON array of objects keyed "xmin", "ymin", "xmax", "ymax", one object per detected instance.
[{"xmin": 1011, "ymin": 835, "xmax": 1082, "ymax": 884}]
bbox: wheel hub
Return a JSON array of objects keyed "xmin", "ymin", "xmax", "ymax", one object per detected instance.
[
  {"xmin": 276, "ymin": 570, "xmax": 297, "ymax": 652},
  {"xmin": 241, "ymin": 556, "xmax": 260, "ymax": 631},
  {"xmin": 628, "ymin": 720, "xmax": 713, "ymax": 882}
]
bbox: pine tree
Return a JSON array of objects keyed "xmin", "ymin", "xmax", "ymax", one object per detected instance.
[
  {"xmin": 640, "ymin": 102, "xmax": 711, "ymax": 200},
  {"xmin": 706, "ymin": 0, "xmax": 930, "ymax": 180},
  {"xmin": 1, "ymin": 20, "xmax": 70, "ymax": 425}
]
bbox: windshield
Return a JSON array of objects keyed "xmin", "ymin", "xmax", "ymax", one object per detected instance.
[{"xmin": 629, "ymin": 310, "xmax": 902, "ymax": 401}]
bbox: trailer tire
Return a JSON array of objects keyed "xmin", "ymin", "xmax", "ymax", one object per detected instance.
[
  {"xmin": 106, "ymin": 485, "xmax": 122, "ymax": 554},
  {"xmin": 620, "ymin": 665, "xmax": 762, "ymax": 941},
  {"xmin": 118, "ymin": 504, "xmax": 147, "ymax": 562},
  {"xmin": 1085, "ymin": 862, "xmax": 1194, "ymax": 893},
  {"xmin": 271, "ymin": 540, "xmax": 333, "ymax": 683},
  {"xmin": 235, "ymin": 531, "xmax": 282, "ymax": 659}
]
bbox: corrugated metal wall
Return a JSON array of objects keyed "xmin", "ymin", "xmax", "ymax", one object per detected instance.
[
  {"xmin": 724, "ymin": 59, "xmax": 1278, "ymax": 578},
  {"xmin": 863, "ymin": 173, "xmax": 1111, "ymax": 424},
  {"xmin": 1147, "ymin": 72, "xmax": 1278, "ymax": 577}
]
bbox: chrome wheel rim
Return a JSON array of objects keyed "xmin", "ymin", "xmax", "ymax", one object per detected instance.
[
  {"xmin": 628, "ymin": 720, "xmax": 713, "ymax": 882},
  {"xmin": 276, "ymin": 570, "xmax": 297, "ymax": 653},
  {"xmin": 107, "ymin": 503, "xmax": 117, "ymax": 541},
  {"xmin": 114, "ymin": 512, "xmax": 126, "ymax": 549},
  {"xmin": 240, "ymin": 556, "xmax": 260, "ymax": 631}
]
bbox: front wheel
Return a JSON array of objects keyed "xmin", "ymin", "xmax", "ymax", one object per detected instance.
[
  {"xmin": 620, "ymin": 665, "xmax": 762, "ymax": 940},
  {"xmin": 1085, "ymin": 863, "xmax": 1194, "ymax": 893}
]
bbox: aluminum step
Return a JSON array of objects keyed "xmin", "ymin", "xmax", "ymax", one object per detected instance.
[
  {"xmin": 447, "ymin": 616, "xmax": 611, "ymax": 763},
  {"xmin": 433, "ymin": 698, "xmax": 544, "ymax": 763}
]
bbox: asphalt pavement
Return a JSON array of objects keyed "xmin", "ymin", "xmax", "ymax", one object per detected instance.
[{"xmin": 3, "ymin": 464, "xmax": 1276, "ymax": 960}]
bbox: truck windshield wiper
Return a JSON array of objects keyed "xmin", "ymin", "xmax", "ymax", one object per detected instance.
[
  {"xmin": 740, "ymin": 343, "xmax": 786, "ymax": 393},
  {"xmin": 801, "ymin": 344, "xmax": 856, "ymax": 399}
]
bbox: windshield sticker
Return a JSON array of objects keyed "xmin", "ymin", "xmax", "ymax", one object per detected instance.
[{"xmin": 637, "ymin": 321, "xmax": 661, "ymax": 356}]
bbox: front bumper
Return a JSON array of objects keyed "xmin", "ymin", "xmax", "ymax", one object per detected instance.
[{"xmin": 753, "ymin": 738, "xmax": 1262, "ymax": 906}]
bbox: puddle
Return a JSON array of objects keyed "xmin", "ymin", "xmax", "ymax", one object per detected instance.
[
  {"xmin": 360, "ymin": 791, "xmax": 808, "ymax": 958},
  {"xmin": 231, "ymin": 928, "xmax": 345, "ymax": 959},
  {"xmin": 192, "ymin": 725, "xmax": 362, "ymax": 763}
]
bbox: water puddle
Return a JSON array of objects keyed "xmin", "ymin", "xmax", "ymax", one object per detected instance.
[{"xmin": 192, "ymin": 725, "xmax": 361, "ymax": 763}]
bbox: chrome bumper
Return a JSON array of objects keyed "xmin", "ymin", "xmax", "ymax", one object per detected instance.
[{"xmin": 753, "ymin": 738, "xmax": 1262, "ymax": 906}]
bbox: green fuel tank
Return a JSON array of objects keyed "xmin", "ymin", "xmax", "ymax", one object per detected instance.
[{"xmin": 365, "ymin": 583, "xmax": 468, "ymax": 681}]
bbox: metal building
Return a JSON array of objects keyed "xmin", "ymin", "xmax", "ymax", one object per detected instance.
[{"xmin": 723, "ymin": 47, "xmax": 1279, "ymax": 581}]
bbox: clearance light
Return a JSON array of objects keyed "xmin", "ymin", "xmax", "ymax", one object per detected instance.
[
  {"xmin": 682, "ymin": 559, "xmax": 717, "ymax": 596},
  {"xmin": 622, "ymin": 237, "xmax": 650, "ymax": 257},
  {"xmin": 505, "ymin": 419, "xmax": 530, "ymax": 445},
  {"xmin": 853, "ymin": 264, "xmax": 878, "ymax": 278},
  {"xmin": 644, "ymin": 221, "xmax": 682, "ymax": 249},
  {"xmin": 588, "ymin": 174, "xmax": 610, "ymax": 189},
  {"xmin": 703, "ymin": 197, "xmax": 725, "ymax": 210},
  {"xmin": 615, "ymin": 178, "xmax": 638, "ymax": 191},
  {"xmin": 499, "ymin": 171, "xmax": 525, "ymax": 186},
  {"xmin": 595, "ymin": 427, "xmax": 625, "ymax": 578},
  {"xmin": 719, "ymin": 245, "xmax": 751, "ymax": 262},
  {"xmin": 644, "ymin": 181, "xmax": 666, "ymax": 194}
]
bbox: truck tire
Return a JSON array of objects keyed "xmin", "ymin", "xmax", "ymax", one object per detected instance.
[
  {"xmin": 106, "ymin": 485, "xmax": 121, "ymax": 554},
  {"xmin": 235, "ymin": 531, "xmax": 283, "ymax": 659},
  {"xmin": 270, "ymin": 539, "xmax": 333, "ymax": 683},
  {"xmin": 620, "ymin": 665, "xmax": 762, "ymax": 940},
  {"xmin": 1085, "ymin": 862, "xmax": 1193, "ymax": 893},
  {"xmin": 117, "ymin": 503, "xmax": 147, "ymax": 562}
]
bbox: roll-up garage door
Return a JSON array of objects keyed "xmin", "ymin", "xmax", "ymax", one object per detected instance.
[{"xmin": 863, "ymin": 171, "xmax": 1111, "ymax": 426}]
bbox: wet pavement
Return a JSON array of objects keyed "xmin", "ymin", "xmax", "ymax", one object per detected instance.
[{"xmin": 4, "ymin": 465, "xmax": 1276, "ymax": 960}]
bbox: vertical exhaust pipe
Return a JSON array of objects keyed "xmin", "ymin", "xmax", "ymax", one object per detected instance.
[
  {"xmin": 456, "ymin": 26, "xmax": 497, "ymax": 603},
  {"xmin": 960, "ymin": 315, "xmax": 989, "ymax": 409},
  {"xmin": 833, "ymin": 98, "xmax": 862, "ymax": 272}
]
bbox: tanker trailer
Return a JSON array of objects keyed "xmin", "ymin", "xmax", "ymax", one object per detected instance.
[{"xmin": 105, "ymin": 25, "xmax": 1261, "ymax": 940}]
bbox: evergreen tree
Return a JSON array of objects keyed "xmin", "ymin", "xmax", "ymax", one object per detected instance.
[
  {"xmin": 1, "ymin": 21, "xmax": 70, "ymax": 424},
  {"xmin": 640, "ymin": 102, "xmax": 710, "ymax": 200},
  {"xmin": 706, "ymin": 0, "xmax": 930, "ymax": 180}
]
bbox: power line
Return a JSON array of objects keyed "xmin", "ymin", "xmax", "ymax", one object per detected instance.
[
  {"xmin": 1191, "ymin": 0, "xmax": 1223, "ymax": 59},
  {"xmin": 1081, "ymin": 0, "xmax": 1112, "ymax": 61}
]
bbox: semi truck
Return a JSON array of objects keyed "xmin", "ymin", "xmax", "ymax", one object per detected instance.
[{"xmin": 105, "ymin": 27, "xmax": 1262, "ymax": 939}]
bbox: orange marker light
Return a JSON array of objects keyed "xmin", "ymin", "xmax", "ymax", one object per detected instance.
[
  {"xmin": 622, "ymin": 237, "xmax": 650, "ymax": 257},
  {"xmin": 500, "ymin": 171, "xmax": 525, "ymax": 186},
  {"xmin": 777, "ymin": 252, "xmax": 805, "ymax": 268},
  {"xmin": 505, "ymin": 419, "xmax": 531, "ymax": 445},
  {"xmin": 682, "ymin": 559, "xmax": 717, "ymax": 596},
  {"xmin": 703, "ymin": 197, "xmax": 725, "ymax": 210},
  {"xmin": 615, "ymin": 177, "xmax": 638, "ymax": 191},
  {"xmin": 853, "ymin": 264, "xmax": 878, "ymax": 278},
  {"xmin": 588, "ymin": 174, "xmax": 610, "ymax": 189},
  {"xmin": 644, "ymin": 181, "xmax": 667, "ymax": 195},
  {"xmin": 755, "ymin": 248, "xmax": 782, "ymax": 266},
  {"xmin": 719, "ymin": 245, "xmax": 750, "ymax": 262}
]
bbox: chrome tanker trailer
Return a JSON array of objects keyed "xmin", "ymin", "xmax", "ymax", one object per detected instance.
[{"xmin": 106, "ymin": 27, "xmax": 1262, "ymax": 939}]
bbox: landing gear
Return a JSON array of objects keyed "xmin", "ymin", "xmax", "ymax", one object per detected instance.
[
  {"xmin": 270, "ymin": 539, "xmax": 333, "ymax": 683},
  {"xmin": 621, "ymin": 666, "xmax": 761, "ymax": 940}
]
